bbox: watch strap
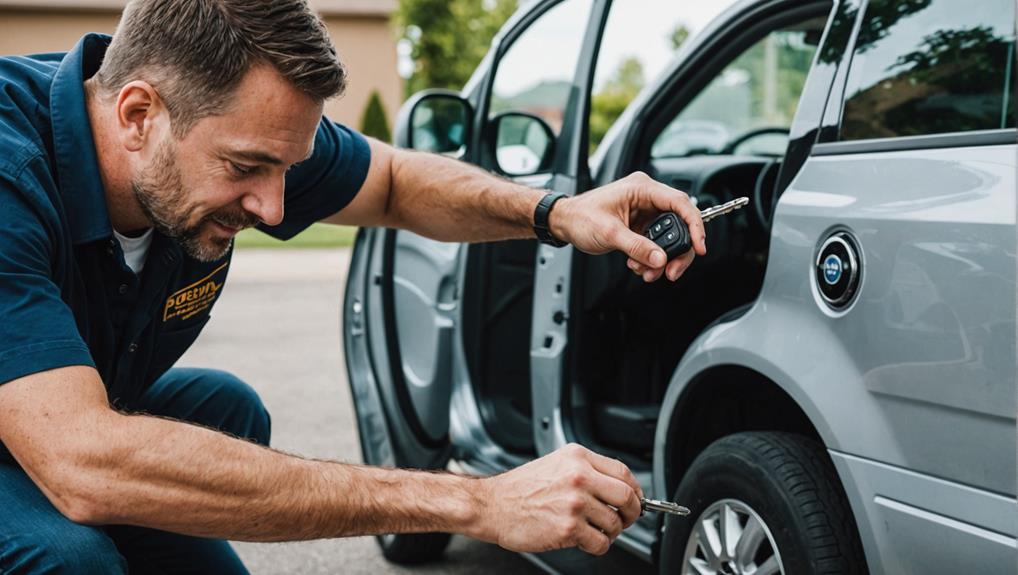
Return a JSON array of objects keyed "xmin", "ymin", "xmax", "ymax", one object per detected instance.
[{"xmin": 533, "ymin": 192, "xmax": 568, "ymax": 247}]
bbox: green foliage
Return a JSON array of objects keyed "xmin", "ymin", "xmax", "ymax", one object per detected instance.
[
  {"xmin": 589, "ymin": 57, "xmax": 645, "ymax": 153},
  {"xmin": 670, "ymin": 24, "xmax": 690, "ymax": 50},
  {"xmin": 395, "ymin": 0, "xmax": 517, "ymax": 95},
  {"xmin": 589, "ymin": 25, "xmax": 689, "ymax": 154},
  {"xmin": 360, "ymin": 90, "xmax": 392, "ymax": 142}
]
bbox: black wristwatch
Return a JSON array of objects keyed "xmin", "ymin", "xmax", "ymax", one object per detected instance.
[{"xmin": 533, "ymin": 192, "xmax": 568, "ymax": 247}]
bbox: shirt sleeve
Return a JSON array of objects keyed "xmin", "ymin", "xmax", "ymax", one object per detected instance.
[
  {"xmin": 256, "ymin": 118, "xmax": 372, "ymax": 240},
  {"xmin": 0, "ymin": 179, "xmax": 94, "ymax": 386}
]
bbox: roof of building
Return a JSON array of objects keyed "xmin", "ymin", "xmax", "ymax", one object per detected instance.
[{"xmin": 0, "ymin": 0, "xmax": 397, "ymax": 17}]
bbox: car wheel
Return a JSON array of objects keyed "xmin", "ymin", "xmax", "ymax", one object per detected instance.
[{"xmin": 658, "ymin": 432, "xmax": 867, "ymax": 574}]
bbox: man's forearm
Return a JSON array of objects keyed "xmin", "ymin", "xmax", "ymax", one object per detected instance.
[
  {"xmin": 386, "ymin": 149, "xmax": 549, "ymax": 243},
  {"xmin": 76, "ymin": 411, "xmax": 484, "ymax": 541}
]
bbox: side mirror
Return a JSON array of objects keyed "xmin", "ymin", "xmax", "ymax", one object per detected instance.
[
  {"xmin": 491, "ymin": 112, "xmax": 555, "ymax": 176},
  {"xmin": 394, "ymin": 90, "xmax": 472, "ymax": 158}
]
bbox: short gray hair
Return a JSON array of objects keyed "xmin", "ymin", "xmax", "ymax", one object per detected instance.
[{"xmin": 95, "ymin": 0, "xmax": 346, "ymax": 136}]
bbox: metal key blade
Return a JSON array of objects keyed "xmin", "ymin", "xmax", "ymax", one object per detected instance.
[
  {"xmin": 640, "ymin": 497, "xmax": 690, "ymax": 516},
  {"xmin": 700, "ymin": 196, "xmax": 749, "ymax": 224}
]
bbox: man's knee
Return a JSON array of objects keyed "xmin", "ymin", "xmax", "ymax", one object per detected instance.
[
  {"xmin": 141, "ymin": 367, "xmax": 272, "ymax": 446},
  {"xmin": 2, "ymin": 523, "xmax": 126, "ymax": 574},
  {"xmin": 195, "ymin": 369, "xmax": 272, "ymax": 446}
]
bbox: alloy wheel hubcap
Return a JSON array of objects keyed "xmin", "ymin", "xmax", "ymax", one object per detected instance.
[{"xmin": 680, "ymin": 498, "xmax": 784, "ymax": 575}]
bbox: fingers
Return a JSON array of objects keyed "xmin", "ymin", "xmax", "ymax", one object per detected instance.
[
  {"xmin": 641, "ymin": 180, "xmax": 706, "ymax": 257},
  {"xmin": 560, "ymin": 444, "xmax": 643, "ymax": 521},
  {"xmin": 584, "ymin": 472, "xmax": 642, "ymax": 527},
  {"xmin": 582, "ymin": 448, "xmax": 644, "ymax": 500},
  {"xmin": 575, "ymin": 522, "xmax": 613, "ymax": 556},
  {"xmin": 614, "ymin": 174, "xmax": 704, "ymax": 281},
  {"xmin": 627, "ymin": 248, "xmax": 695, "ymax": 282},
  {"xmin": 665, "ymin": 252, "xmax": 695, "ymax": 280},
  {"xmin": 584, "ymin": 496, "xmax": 625, "ymax": 539},
  {"xmin": 614, "ymin": 226, "xmax": 667, "ymax": 270}
]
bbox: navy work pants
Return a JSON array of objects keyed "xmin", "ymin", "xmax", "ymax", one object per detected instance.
[{"xmin": 0, "ymin": 368, "xmax": 271, "ymax": 574}]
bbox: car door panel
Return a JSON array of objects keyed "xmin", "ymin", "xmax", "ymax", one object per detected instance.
[
  {"xmin": 769, "ymin": 141, "xmax": 1018, "ymax": 573},
  {"xmin": 776, "ymin": 145, "xmax": 1017, "ymax": 493},
  {"xmin": 345, "ymin": 0, "xmax": 609, "ymax": 472},
  {"xmin": 345, "ymin": 227, "xmax": 456, "ymax": 469},
  {"xmin": 391, "ymin": 232, "xmax": 459, "ymax": 442}
]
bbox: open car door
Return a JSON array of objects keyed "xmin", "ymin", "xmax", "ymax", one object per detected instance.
[{"xmin": 343, "ymin": 0, "xmax": 610, "ymax": 563}]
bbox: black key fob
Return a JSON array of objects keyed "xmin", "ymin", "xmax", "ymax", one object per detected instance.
[{"xmin": 645, "ymin": 212, "xmax": 692, "ymax": 260}]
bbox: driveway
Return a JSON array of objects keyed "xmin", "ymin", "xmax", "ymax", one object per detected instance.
[{"xmin": 177, "ymin": 247, "xmax": 540, "ymax": 575}]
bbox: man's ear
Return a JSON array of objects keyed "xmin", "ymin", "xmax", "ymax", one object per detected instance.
[{"xmin": 115, "ymin": 80, "xmax": 167, "ymax": 152}]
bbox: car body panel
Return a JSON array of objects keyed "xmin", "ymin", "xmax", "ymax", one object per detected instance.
[
  {"xmin": 654, "ymin": 143, "xmax": 1017, "ymax": 573},
  {"xmin": 830, "ymin": 450, "xmax": 1017, "ymax": 575}
]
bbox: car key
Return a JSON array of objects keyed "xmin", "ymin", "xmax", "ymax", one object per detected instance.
[
  {"xmin": 640, "ymin": 497, "xmax": 690, "ymax": 516},
  {"xmin": 645, "ymin": 197, "xmax": 750, "ymax": 260}
]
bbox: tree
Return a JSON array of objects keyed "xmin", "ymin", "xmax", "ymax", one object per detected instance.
[
  {"xmin": 588, "ymin": 24, "xmax": 689, "ymax": 154},
  {"xmin": 395, "ymin": 0, "xmax": 517, "ymax": 96},
  {"xmin": 360, "ymin": 90, "xmax": 392, "ymax": 142},
  {"xmin": 670, "ymin": 24, "xmax": 690, "ymax": 51},
  {"xmin": 589, "ymin": 57, "xmax": 645, "ymax": 153}
]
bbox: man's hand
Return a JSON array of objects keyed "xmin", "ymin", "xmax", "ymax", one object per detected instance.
[
  {"xmin": 549, "ymin": 171, "xmax": 707, "ymax": 282},
  {"xmin": 472, "ymin": 443, "xmax": 644, "ymax": 556}
]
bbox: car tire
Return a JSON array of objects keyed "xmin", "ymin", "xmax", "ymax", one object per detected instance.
[
  {"xmin": 658, "ymin": 432, "xmax": 867, "ymax": 574},
  {"xmin": 377, "ymin": 532, "xmax": 452, "ymax": 565}
]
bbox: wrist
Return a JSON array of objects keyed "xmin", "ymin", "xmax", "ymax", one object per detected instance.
[
  {"xmin": 532, "ymin": 191, "xmax": 570, "ymax": 247},
  {"xmin": 450, "ymin": 474, "xmax": 490, "ymax": 540},
  {"xmin": 547, "ymin": 196, "xmax": 571, "ymax": 245}
]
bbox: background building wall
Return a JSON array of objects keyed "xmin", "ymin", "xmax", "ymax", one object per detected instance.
[
  {"xmin": 0, "ymin": 2, "xmax": 401, "ymax": 136},
  {"xmin": 321, "ymin": 15, "xmax": 401, "ymax": 133}
]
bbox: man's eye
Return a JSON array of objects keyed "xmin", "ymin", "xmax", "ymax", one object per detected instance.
[{"xmin": 229, "ymin": 162, "xmax": 254, "ymax": 176}]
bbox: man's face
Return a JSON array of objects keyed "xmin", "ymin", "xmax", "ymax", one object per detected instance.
[{"xmin": 134, "ymin": 64, "xmax": 323, "ymax": 261}]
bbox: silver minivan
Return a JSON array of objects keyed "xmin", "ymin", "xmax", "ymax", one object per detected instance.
[{"xmin": 344, "ymin": 0, "xmax": 1017, "ymax": 572}]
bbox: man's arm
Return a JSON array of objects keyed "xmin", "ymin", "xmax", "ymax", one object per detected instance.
[
  {"xmin": 323, "ymin": 138, "xmax": 707, "ymax": 283},
  {"xmin": 0, "ymin": 365, "xmax": 642, "ymax": 555}
]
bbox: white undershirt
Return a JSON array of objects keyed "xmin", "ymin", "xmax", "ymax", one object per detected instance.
[{"xmin": 113, "ymin": 228, "xmax": 154, "ymax": 274}]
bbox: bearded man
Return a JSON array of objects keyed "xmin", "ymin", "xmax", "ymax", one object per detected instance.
[{"xmin": 0, "ymin": 1, "xmax": 705, "ymax": 572}]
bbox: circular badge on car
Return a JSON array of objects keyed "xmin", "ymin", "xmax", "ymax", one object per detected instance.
[
  {"xmin": 822, "ymin": 254, "xmax": 843, "ymax": 285},
  {"xmin": 815, "ymin": 232, "xmax": 860, "ymax": 309}
]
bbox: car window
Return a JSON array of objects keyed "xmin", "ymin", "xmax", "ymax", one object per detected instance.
[
  {"xmin": 489, "ymin": 0, "xmax": 594, "ymax": 137},
  {"xmin": 840, "ymin": 0, "xmax": 1016, "ymax": 141},
  {"xmin": 588, "ymin": 1, "xmax": 685, "ymax": 155},
  {"xmin": 589, "ymin": 1, "xmax": 741, "ymax": 155},
  {"xmin": 651, "ymin": 26, "xmax": 820, "ymax": 159}
]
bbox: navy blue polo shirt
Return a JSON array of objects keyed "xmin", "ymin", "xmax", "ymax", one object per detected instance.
[{"xmin": 0, "ymin": 35, "xmax": 370, "ymax": 435}]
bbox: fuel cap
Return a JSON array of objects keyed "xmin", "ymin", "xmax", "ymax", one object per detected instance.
[{"xmin": 815, "ymin": 232, "xmax": 860, "ymax": 309}]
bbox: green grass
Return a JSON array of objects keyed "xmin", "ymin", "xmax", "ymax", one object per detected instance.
[{"xmin": 234, "ymin": 223, "xmax": 358, "ymax": 249}]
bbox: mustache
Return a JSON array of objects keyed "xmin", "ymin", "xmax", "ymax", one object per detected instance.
[{"xmin": 207, "ymin": 208, "xmax": 261, "ymax": 230}]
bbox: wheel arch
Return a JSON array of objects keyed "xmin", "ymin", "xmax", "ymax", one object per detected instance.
[{"xmin": 657, "ymin": 363, "xmax": 828, "ymax": 499}]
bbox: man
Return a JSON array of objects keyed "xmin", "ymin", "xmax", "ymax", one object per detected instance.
[{"xmin": 0, "ymin": 1, "xmax": 706, "ymax": 572}]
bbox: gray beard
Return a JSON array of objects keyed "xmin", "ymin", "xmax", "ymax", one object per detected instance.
[{"xmin": 131, "ymin": 142, "xmax": 238, "ymax": 262}]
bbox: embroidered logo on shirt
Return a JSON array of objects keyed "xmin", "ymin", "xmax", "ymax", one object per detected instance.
[{"xmin": 163, "ymin": 262, "xmax": 229, "ymax": 322}]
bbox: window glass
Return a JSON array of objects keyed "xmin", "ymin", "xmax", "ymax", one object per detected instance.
[
  {"xmin": 840, "ymin": 0, "xmax": 1016, "ymax": 140},
  {"xmin": 590, "ymin": 0, "xmax": 739, "ymax": 155},
  {"xmin": 651, "ymin": 26, "xmax": 821, "ymax": 158},
  {"xmin": 489, "ymin": 0, "xmax": 593, "ymax": 136}
]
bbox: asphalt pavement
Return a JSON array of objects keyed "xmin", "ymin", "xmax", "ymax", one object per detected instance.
[{"xmin": 177, "ymin": 247, "xmax": 540, "ymax": 575}]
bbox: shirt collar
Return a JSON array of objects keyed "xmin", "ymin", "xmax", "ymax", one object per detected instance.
[{"xmin": 50, "ymin": 33, "xmax": 113, "ymax": 245}]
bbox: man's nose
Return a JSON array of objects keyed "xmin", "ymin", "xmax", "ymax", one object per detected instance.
[{"xmin": 241, "ymin": 176, "xmax": 285, "ymax": 227}]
